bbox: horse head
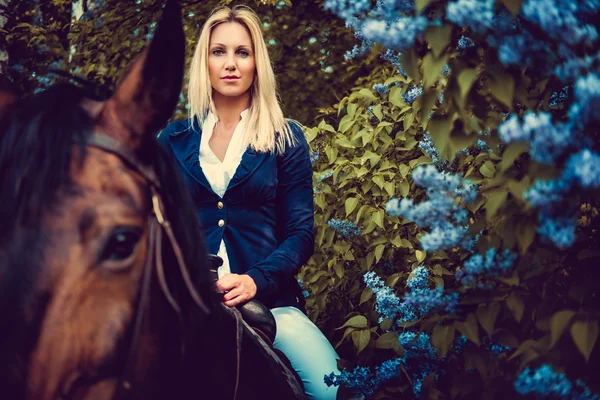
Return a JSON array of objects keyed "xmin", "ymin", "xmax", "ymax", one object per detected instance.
[{"xmin": 0, "ymin": 2, "xmax": 221, "ymax": 398}]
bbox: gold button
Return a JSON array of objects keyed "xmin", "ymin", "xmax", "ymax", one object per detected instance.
[
  {"xmin": 218, "ymin": 219, "xmax": 225, "ymax": 227},
  {"xmin": 217, "ymin": 201, "xmax": 224, "ymax": 209}
]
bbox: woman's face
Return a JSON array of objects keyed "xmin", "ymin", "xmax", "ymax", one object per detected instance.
[{"xmin": 208, "ymin": 22, "xmax": 256, "ymax": 100}]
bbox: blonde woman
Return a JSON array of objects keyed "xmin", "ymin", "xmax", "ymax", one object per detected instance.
[{"xmin": 158, "ymin": 6, "xmax": 340, "ymax": 399}]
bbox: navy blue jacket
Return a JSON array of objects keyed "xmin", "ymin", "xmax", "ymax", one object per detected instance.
[{"xmin": 157, "ymin": 118, "xmax": 313, "ymax": 311}]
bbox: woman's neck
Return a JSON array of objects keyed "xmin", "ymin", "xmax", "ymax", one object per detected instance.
[{"xmin": 212, "ymin": 92, "xmax": 250, "ymax": 128}]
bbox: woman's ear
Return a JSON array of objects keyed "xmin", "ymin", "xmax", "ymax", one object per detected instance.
[{"xmin": 96, "ymin": 0, "xmax": 185, "ymax": 153}]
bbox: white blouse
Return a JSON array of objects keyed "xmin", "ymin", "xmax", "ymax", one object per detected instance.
[{"xmin": 199, "ymin": 109, "xmax": 249, "ymax": 278}]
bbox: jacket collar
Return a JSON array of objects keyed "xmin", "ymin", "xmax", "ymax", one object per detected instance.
[{"xmin": 167, "ymin": 117, "xmax": 267, "ymax": 196}]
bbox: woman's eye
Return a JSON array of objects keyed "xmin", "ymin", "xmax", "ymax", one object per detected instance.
[
  {"xmin": 212, "ymin": 49, "xmax": 224, "ymax": 55},
  {"xmin": 100, "ymin": 228, "xmax": 142, "ymax": 262},
  {"xmin": 238, "ymin": 50, "xmax": 249, "ymax": 57}
]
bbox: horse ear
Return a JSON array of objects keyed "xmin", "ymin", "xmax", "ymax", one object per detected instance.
[
  {"xmin": 99, "ymin": 0, "xmax": 184, "ymax": 151},
  {"xmin": 0, "ymin": 80, "xmax": 19, "ymax": 120}
]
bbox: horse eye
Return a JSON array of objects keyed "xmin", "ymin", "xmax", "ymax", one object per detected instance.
[{"xmin": 101, "ymin": 228, "xmax": 142, "ymax": 262}]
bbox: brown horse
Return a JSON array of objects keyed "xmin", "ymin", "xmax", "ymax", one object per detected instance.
[{"xmin": 0, "ymin": 1, "xmax": 304, "ymax": 399}]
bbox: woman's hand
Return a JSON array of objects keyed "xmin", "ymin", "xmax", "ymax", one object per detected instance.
[{"xmin": 215, "ymin": 273, "xmax": 257, "ymax": 307}]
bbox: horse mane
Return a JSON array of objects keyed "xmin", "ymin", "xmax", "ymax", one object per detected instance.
[{"xmin": 0, "ymin": 82, "xmax": 224, "ymax": 396}]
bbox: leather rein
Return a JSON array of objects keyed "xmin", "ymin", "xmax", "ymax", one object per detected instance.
[{"xmin": 59, "ymin": 133, "xmax": 244, "ymax": 400}]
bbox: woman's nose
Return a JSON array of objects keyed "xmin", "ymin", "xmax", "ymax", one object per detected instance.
[{"xmin": 225, "ymin": 55, "xmax": 236, "ymax": 71}]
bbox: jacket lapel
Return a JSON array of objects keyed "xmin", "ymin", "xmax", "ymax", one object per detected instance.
[
  {"xmin": 168, "ymin": 117, "xmax": 268, "ymax": 194},
  {"xmin": 226, "ymin": 147, "xmax": 268, "ymax": 192},
  {"xmin": 167, "ymin": 118, "xmax": 213, "ymax": 193}
]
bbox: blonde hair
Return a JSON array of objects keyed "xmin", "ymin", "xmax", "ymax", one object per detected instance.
[{"xmin": 187, "ymin": 5, "xmax": 294, "ymax": 153}]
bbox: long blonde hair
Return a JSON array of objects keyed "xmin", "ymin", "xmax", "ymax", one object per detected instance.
[{"xmin": 187, "ymin": 5, "xmax": 294, "ymax": 153}]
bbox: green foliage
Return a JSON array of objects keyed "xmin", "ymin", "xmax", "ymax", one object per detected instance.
[
  {"xmin": 301, "ymin": 22, "xmax": 600, "ymax": 398},
  {"xmin": 5, "ymin": 0, "xmax": 376, "ymax": 125}
]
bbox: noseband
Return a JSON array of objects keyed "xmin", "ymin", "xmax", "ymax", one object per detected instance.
[{"xmin": 59, "ymin": 132, "xmax": 226, "ymax": 400}]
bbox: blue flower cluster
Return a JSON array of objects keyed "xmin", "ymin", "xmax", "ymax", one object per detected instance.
[
  {"xmin": 398, "ymin": 331, "xmax": 439, "ymax": 396},
  {"xmin": 455, "ymin": 248, "xmax": 517, "ymax": 288},
  {"xmin": 403, "ymin": 84, "xmax": 423, "ymax": 105},
  {"xmin": 498, "ymin": 112, "xmax": 572, "ymax": 165},
  {"xmin": 309, "ymin": 151, "xmax": 320, "ymax": 164},
  {"xmin": 386, "ymin": 165, "xmax": 476, "ymax": 251},
  {"xmin": 323, "ymin": 357, "xmax": 405, "ymax": 397},
  {"xmin": 514, "ymin": 364, "xmax": 599, "ymax": 399},
  {"xmin": 524, "ymin": 147, "xmax": 600, "ymax": 248},
  {"xmin": 364, "ymin": 268, "xmax": 458, "ymax": 324},
  {"xmin": 373, "ymin": 83, "xmax": 390, "ymax": 95},
  {"xmin": 446, "ymin": 0, "xmax": 495, "ymax": 34},
  {"xmin": 328, "ymin": 218, "xmax": 361, "ymax": 238}
]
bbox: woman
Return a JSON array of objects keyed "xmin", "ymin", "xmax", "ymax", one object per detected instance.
[{"xmin": 158, "ymin": 6, "xmax": 340, "ymax": 399}]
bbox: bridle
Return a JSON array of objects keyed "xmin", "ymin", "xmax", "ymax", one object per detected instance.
[{"xmin": 59, "ymin": 133, "xmax": 244, "ymax": 400}]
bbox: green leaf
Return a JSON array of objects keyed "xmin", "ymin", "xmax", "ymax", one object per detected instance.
[
  {"xmin": 389, "ymin": 86, "xmax": 408, "ymax": 109},
  {"xmin": 374, "ymin": 244, "xmax": 385, "ymax": 263},
  {"xmin": 338, "ymin": 315, "xmax": 368, "ymax": 330},
  {"xmin": 376, "ymin": 332, "xmax": 400, "ymax": 349},
  {"xmin": 415, "ymin": 0, "xmax": 435, "ymax": 12},
  {"xmin": 500, "ymin": 142, "xmax": 528, "ymax": 172},
  {"xmin": 425, "ymin": 25, "xmax": 453, "ymax": 58},
  {"xmin": 399, "ymin": 164, "xmax": 410, "ymax": 178},
  {"xmin": 372, "ymin": 104, "xmax": 383, "ymax": 121},
  {"xmin": 338, "ymin": 115, "xmax": 354, "ymax": 134},
  {"xmin": 456, "ymin": 314, "xmax": 480, "ymax": 346},
  {"xmin": 488, "ymin": 71, "xmax": 515, "ymax": 109},
  {"xmin": 570, "ymin": 319, "xmax": 599, "ymax": 362},
  {"xmin": 486, "ymin": 189, "xmax": 508, "ymax": 220},
  {"xmin": 345, "ymin": 197, "xmax": 359, "ymax": 216},
  {"xmin": 428, "ymin": 115, "xmax": 452, "ymax": 155},
  {"xmin": 399, "ymin": 180, "xmax": 410, "ymax": 197},
  {"xmin": 415, "ymin": 250, "xmax": 426, "ymax": 263},
  {"xmin": 505, "ymin": 293, "xmax": 525, "ymax": 323},
  {"xmin": 352, "ymin": 329, "xmax": 372, "ymax": 354},
  {"xmin": 373, "ymin": 209, "xmax": 385, "ymax": 229},
  {"xmin": 549, "ymin": 310, "xmax": 575, "ymax": 349},
  {"xmin": 479, "ymin": 161, "xmax": 496, "ymax": 178},
  {"xmin": 400, "ymin": 48, "xmax": 421, "ymax": 81},
  {"xmin": 516, "ymin": 221, "xmax": 537, "ymax": 254},
  {"xmin": 359, "ymin": 287, "xmax": 373, "ymax": 305},
  {"xmin": 431, "ymin": 324, "xmax": 455, "ymax": 358},
  {"xmin": 499, "ymin": 0, "xmax": 525, "ymax": 15},
  {"xmin": 358, "ymin": 88, "xmax": 377, "ymax": 102},
  {"xmin": 422, "ymin": 52, "xmax": 448, "ymax": 89},
  {"xmin": 457, "ymin": 69, "xmax": 478, "ymax": 100},
  {"xmin": 476, "ymin": 303, "xmax": 500, "ymax": 337}
]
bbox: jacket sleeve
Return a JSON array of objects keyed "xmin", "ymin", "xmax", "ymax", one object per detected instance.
[{"xmin": 245, "ymin": 121, "xmax": 315, "ymax": 296}]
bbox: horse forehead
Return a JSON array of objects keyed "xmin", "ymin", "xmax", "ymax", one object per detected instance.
[{"xmin": 72, "ymin": 147, "xmax": 149, "ymax": 205}]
